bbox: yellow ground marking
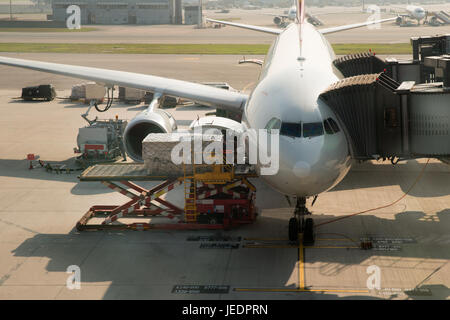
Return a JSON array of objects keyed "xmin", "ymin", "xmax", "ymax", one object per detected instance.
[
  {"xmin": 298, "ymin": 236, "xmax": 305, "ymax": 289},
  {"xmin": 236, "ymin": 233, "xmax": 365, "ymax": 294}
]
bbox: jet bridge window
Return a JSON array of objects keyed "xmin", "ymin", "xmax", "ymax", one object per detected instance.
[
  {"xmin": 323, "ymin": 118, "xmax": 340, "ymax": 134},
  {"xmin": 328, "ymin": 118, "xmax": 340, "ymax": 133},
  {"xmin": 280, "ymin": 122, "xmax": 302, "ymax": 138},
  {"xmin": 324, "ymin": 119, "xmax": 333, "ymax": 134},
  {"xmin": 303, "ymin": 122, "xmax": 324, "ymax": 138},
  {"xmin": 384, "ymin": 108, "xmax": 399, "ymax": 128}
]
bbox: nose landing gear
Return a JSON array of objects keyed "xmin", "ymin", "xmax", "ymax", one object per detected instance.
[{"xmin": 288, "ymin": 197, "xmax": 315, "ymax": 244}]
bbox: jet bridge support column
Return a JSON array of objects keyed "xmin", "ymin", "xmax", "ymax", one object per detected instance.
[{"xmin": 396, "ymin": 81, "xmax": 416, "ymax": 155}]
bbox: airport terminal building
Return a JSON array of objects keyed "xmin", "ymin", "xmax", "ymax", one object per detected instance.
[{"xmin": 50, "ymin": 0, "xmax": 183, "ymax": 24}]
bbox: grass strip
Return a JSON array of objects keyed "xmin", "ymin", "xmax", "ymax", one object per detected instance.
[
  {"xmin": 0, "ymin": 43, "xmax": 411, "ymax": 55},
  {"xmin": 0, "ymin": 28, "xmax": 97, "ymax": 32}
]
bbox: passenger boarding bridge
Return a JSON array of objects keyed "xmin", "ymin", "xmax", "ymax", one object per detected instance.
[{"xmin": 325, "ymin": 34, "xmax": 450, "ymax": 163}]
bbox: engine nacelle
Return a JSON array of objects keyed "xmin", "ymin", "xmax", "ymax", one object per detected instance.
[
  {"xmin": 273, "ymin": 16, "xmax": 282, "ymax": 26},
  {"xmin": 189, "ymin": 116, "xmax": 244, "ymax": 135},
  {"xmin": 123, "ymin": 109, "xmax": 177, "ymax": 162},
  {"xmin": 189, "ymin": 116, "xmax": 246, "ymax": 163}
]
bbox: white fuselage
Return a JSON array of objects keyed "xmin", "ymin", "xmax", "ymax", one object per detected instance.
[
  {"xmin": 242, "ymin": 23, "xmax": 352, "ymax": 197},
  {"xmin": 406, "ymin": 5, "xmax": 426, "ymax": 21},
  {"xmin": 287, "ymin": 6, "xmax": 297, "ymax": 20}
]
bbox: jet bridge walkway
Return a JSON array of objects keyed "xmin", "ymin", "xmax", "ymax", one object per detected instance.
[
  {"xmin": 305, "ymin": 13, "xmax": 323, "ymax": 26},
  {"xmin": 333, "ymin": 34, "xmax": 450, "ymax": 84},
  {"xmin": 328, "ymin": 34, "xmax": 450, "ymax": 162},
  {"xmin": 319, "ymin": 72, "xmax": 450, "ymax": 161},
  {"xmin": 432, "ymin": 11, "xmax": 450, "ymax": 25}
]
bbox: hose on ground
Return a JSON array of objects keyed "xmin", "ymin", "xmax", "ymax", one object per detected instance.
[{"xmin": 314, "ymin": 158, "xmax": 430, "ymax": 229}]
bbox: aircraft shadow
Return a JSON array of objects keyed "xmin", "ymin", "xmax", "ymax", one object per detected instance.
[
  {"xmin": 0, "ymin": 158, "xmax": 113, "ymax": 195},
  {"xmin": 0, "ymin": 157, "xmax": 448, "ymax": 198},
  {"xmin": 8, "ymin": 99, "xmax": 48, "ymax": 104},
  {"xmin": 176, "ymin": 120, "xmax": 194, "ymax": 126},
  {"xmin": 331, "ymin": 160, "xmax": 450, "ymax": 197},
  {"xmin": 9, "ymin": 209, "xmax": 449, "ymax": 300},
  {"xmin": 125, "ymin": 105, "xmax": 147, "ymax": 112},
  {"xmin": 176, "ymin": 104, "xmax": 213, "ymax": 112}
]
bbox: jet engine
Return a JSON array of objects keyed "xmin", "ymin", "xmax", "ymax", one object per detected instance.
[
  {"xmin": 123, "ymin": 108, "xmax": 177, "ymax": 162},
  {"xmin": 273, "ymin": 16, "xmax": 282, "ymax": 26}
]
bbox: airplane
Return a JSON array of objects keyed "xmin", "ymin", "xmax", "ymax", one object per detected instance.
[
  {"xmin": 264, "ymin": 5, "xmax": 297, "ymax": 27},
  {"xmin": 242, "ymin": 5, "xmax": 261, "ymax": 10},
  {"xmin": 392, "ymin": 4, "xmax": 427, "ymax": 25},
  {"xmin": 0, "ymin": 1, "xmax": 397, "ymax": 243},
  {"xmin": 263, "ymin": 4, "xmax": 326, "ymax": 27}
]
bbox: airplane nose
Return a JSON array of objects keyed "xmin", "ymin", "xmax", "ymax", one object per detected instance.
[{"xmin": 292, "ymin": 160, "xmax": 311, "ymax": 178}]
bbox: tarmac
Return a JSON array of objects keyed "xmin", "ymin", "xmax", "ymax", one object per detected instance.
[
  {"xmin": 0, "ymin": 53, "xmax": 263, "ymax": 93},
  {"xmin": 0, "ymin": 50, "xmax": 449, "ymax": 299},
  {"xmin": 0, "ymin": 6, "xmax": 449, "ymax": 44}
]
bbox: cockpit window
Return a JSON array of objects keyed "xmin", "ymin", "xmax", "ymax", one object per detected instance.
[
  {"xmin": 323, "ymin": 118, "xmax": 340, "ymax": 134},
  {"xmin": 280, "ymin": 122, "xmax": 302, "ymax": 138},
  {"xmin": 265, "ymin": 117, "xmax": 282, "ymax": 131},
  {"xmin": 303, "ymin": 122, "xmax": 324, "ymax": 138}
]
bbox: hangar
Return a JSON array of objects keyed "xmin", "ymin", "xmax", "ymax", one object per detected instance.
[{"xmin": 50, "ymin": 0, "xmax": 183, "ymax": 25}]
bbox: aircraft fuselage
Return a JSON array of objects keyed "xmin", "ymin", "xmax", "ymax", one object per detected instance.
[
  {"xmin": 406, "ymin": 5, "xmax": 426, "ymax": 22},
  {"xmin": 242, "ymin": 23, "xmax": 352, "ymax": 197}
]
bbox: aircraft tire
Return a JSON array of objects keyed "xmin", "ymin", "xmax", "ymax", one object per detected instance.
[
  {"xmin": 303, "ymin": 218, "xmax": 315, "ymax": 245},
  {"xmin": 289, "ymin": 217, "xmax": 299, "ymax": 241}
]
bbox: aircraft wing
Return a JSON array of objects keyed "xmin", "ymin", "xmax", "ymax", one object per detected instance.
[
  {"xmin": 207, "ymin": 17, "xmax": 397, "ymax": 36},
  {"xmin": 0, "ymin": 56, "xmax": 248, "ymax": 112},
  {"xmin": 319, "ymin": 17, "xmax": 398, "ymax": 34},
  {"xmin": 206, "ymin": 18, "xmax": 282, "ymax": 35},
  {"xmin": 310, "ymin": 11, "xmax": 361, "ymax": 16},
  {"xmin": 392, "ymin": 6, "xmax": 407, "ymax": 12},
  {"xmin": 262, "ymin": 13, "xmax": 289, "ymax": 18}
]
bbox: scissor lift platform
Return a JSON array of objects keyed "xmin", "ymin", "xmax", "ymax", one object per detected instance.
[
  {"xmin": 80, "ymin": 163, "xmax": 180, "ymax": 181},
  {"xmin": 77, "ymin": 162, "xmax": 258, "ymax": 231},
  {"xmin": 79, "ymin": 163, "xmax": 258, "ymax": 181}
]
